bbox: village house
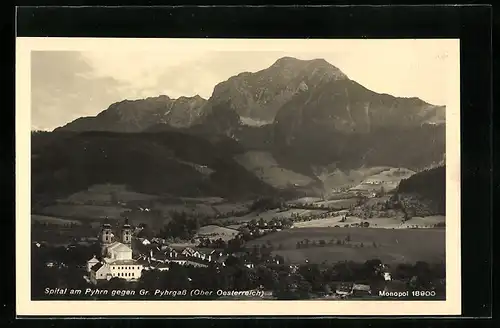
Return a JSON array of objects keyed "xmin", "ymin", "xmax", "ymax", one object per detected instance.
[
  {"xmin": 335, "ymin": 283, "xmax": 353, "ymax": 298},
  {"xmin": 351, "ymin": 283, "xmax": 372, "ymax": 297}
]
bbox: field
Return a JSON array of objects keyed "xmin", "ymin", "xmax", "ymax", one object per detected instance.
[
  {"xmin": 245, "ymin": 227, "xmax": 445, "ymax": 265},
  {"xmin": 293, "ymin": 214, "xmax": 445, "ymax": 229},
  {"xmin": 292, "ymin": 215, "xmax": 349, "ymax": 228},
  {"xmin": 234, "ymin": 151, "xmax": 314, "ymax": 188},
  {"xmin": 154, "ymin": 203, "xmax": 217, "ymax": 216},
  {"xmin": 62, "ymin": 184, "xmax": 159, "ymax": 204},
  {"xmin": 287, "ymin": 197, "xmax": 323, "ymax": 205},
  {"xmin": 177, "ymin": 197, "xmax": 226, "ymax": 204},
  {"xmin": 351, "ymin": 168, "xmax": 415, "ymax": 192},
  {"xmin": 313, "ymin": 198, "xmax": 359, "ymax": 209},
  {"xmin": 39, "ymin": 204, "xmax": 128, "ymax": 220},
  {"xmin": 195, "ymin": 225, "xmax": 239, "ymax": 241},
  {"xmin": 220, "ymin": 208, "xmax": 329, "ymax": 224},
  {"xmin": 153, "ymin": 198, "xmax": 250, "ymax": 217},
  {"xmin": 318, "ymin": 166, "xmax": 392, "ymax": 192},
  {"xmin": 32, "ymin": 214, "xmax": 82, "ymax": 226}
]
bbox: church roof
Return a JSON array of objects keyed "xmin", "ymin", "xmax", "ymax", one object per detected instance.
[
  {"xmin": 107, "ymin": 242, "xmax": 132, "ymax": 253},
  {"xmin": 108, "ymin": 259, "xmax": 141, "ymax": 265}
]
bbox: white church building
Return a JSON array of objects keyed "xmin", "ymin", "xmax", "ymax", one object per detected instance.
[{"xmin": 87, "ymin": 219, "xmax": 144, "ymax": 285}]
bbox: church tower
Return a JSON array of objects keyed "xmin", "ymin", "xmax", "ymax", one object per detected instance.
[
  {"xmin": 121, "ymin": 218, "xmax": 132, "ymax": 249},
  {"xmin": 100, "ymin": 218, "xmax": 113, "ymax": 256}
]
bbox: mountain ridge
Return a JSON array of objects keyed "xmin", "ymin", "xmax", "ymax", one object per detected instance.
[
  {"xmin": 56, "ymin": 94, "xmax": 207, "ymax": 133},
  {"xmin": 56, "ymin": 56, "xmax": 445, "ymax": 135}
]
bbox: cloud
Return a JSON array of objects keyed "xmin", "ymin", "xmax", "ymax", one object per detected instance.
[{"xmin": 31, "ymin": 51, "xmax": 130, "ymax": 131}]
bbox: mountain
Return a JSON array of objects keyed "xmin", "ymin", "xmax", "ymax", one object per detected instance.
[
  {"xmin": 56, "ymin": 95, "xmax": 207, "ymax": 132},
  {"xmin": 273, "ymin": 78, "xmax": 445, "ymax": 139},
  {"xmin": 260, "ymin": 73, "xmax": 445, "ymax": 174},
  {"xmin": 31, "ymin": 130, "xmax": 280, "ymax": 202},
  {"xmin": 200, "ymin": 57, "xmax": 347, "ymax": 124},
  {"xmin": 196, "ymin": 57, "xmax": 445, "ymax": 173}
]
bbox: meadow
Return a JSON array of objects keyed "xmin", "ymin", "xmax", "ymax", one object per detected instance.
[
  {"xmin": 32, "ymin": 214, "xmax": 82, "ymax": 226},
  {"xmin": 245, "ymin": 227, "xmax": 445, "ymax": 265},
  {"xmin": 195, "ymin": 225, "xmax": 239, "ymax": 241},
  {"xmin": 39, "ymin": 204, "xmax": 128, "ymax": 220}
]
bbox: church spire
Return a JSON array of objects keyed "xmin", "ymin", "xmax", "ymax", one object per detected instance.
[{"xmin": 121, "ymin": 217, "xmax": 132, "ymax": 247}]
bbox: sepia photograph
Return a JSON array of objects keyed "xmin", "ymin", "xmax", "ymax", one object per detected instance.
[{"xmin": 16, "ymin": 38, "xmax": 461, "ymax": 316}]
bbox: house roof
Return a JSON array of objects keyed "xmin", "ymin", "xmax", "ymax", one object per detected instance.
[
  {"xmin": 186, "ymin": 257, "xmax": 211, "ymax": 265},
  {"xmin": 88, "ymin": 256, "xmax": 99, "ymax": 263},
  {"xmin": 352, "ymin": 284, "xmax": 371, "ymax": 291},
  {"xmin": 170, "ymin": 255, "xmax": 190, "ymax": 262},
  {"xmin": 91, "ymin": 262, "xmax": 105, "ymax": 272}
]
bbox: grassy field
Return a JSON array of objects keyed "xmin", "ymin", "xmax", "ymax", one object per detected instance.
[
  {"xmin": 223, "ymin": 208, "xmax": 329, "ymax": 224},
  {"xmin": 178, "ymin": 196, "xmax": 226, "ymax": 204},
  {"xmin": 153, "ymin": 203, "xmax": 217, "ymax": 216},
  {"xmin": 287, "ymin": 197, "xmax": 323, "ymax": 205},
  {"xmin": 351, "ymin": 167, "xmax": 415, "ymax": 192},
  {"xmin": 293, "ymin": 216, "xmax": 347, "ymax": 228},
  {"xmin": 31, "ymin": 214, "xmax": 82, "ymax": 226},
  {"xmin": 293, "ymin": 214, "xmax": 445, "ymax": 229},
  {"xmin": 39, "ymin": 204, "xmax": 127, "ymax": 220},
  {"xmin": 196, "ymin": 225, "xmax": 239, "ymax": 241},
  {"xmin": 153, "ymin": 199, "xmax": 250, "ymax": 217},
  {"xmin": 62, "ymin": 184, "xmax": 159, "ymax": 204},
  {"xmin": 313, "ymin": 198, "xmax": 359, "ymax": 209},
  {"xmin": 318, "ymin": 166, "xmax": 392, "ymax": 192},
  {"xmin": 234, "ymin": 151, "xmax": 315, "ymax": 188},
  {"xmin": 245, "ymin": 227, "xmax": 445, "ymax": 265},
  {"xmin": 212, "ymin": 203, "xmax": 251, "ymax": 215}
]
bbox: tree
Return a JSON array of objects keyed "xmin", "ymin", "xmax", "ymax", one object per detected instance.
[
  {"xmin": 413, "ymin": 261, "xmax": 432, "ymax": 289},
  {"xmin": 295, "ymin": 275, "xmax": 313, "ymax": 299}
]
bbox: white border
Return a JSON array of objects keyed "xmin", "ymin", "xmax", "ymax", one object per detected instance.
[{"xmin": 16, "ymin": 38, "xmax": 461, "ymax": 316}]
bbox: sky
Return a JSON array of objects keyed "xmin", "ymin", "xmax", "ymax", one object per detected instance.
[{"xmin": 30, "ymin": 39, "xmax": 457, "ymax": 131}]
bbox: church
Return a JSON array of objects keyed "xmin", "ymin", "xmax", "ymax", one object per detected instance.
[{"xmin": 87, "ymin": 219, "xmax": 144, "ymax": 285}]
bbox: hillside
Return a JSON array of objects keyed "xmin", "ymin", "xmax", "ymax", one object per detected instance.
[
  {"xmin": 31, "ymin": 130, "xmax": 280, "ymax": 203},
  {"xmin": 200, "ymin": 57, "xmax": 347, "ymax": 124},
  {"xmin": 56, "ymin": 95, "xmax": 207, "ymax": 132},
  {"xmin": 396, "ymin": 166, "xmax": 446, "ymax": 215}
]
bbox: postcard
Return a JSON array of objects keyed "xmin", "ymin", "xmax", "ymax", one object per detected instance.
[{"xmin": 16, "ymin": 37, "xmax": 461, "ymax": 316}]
